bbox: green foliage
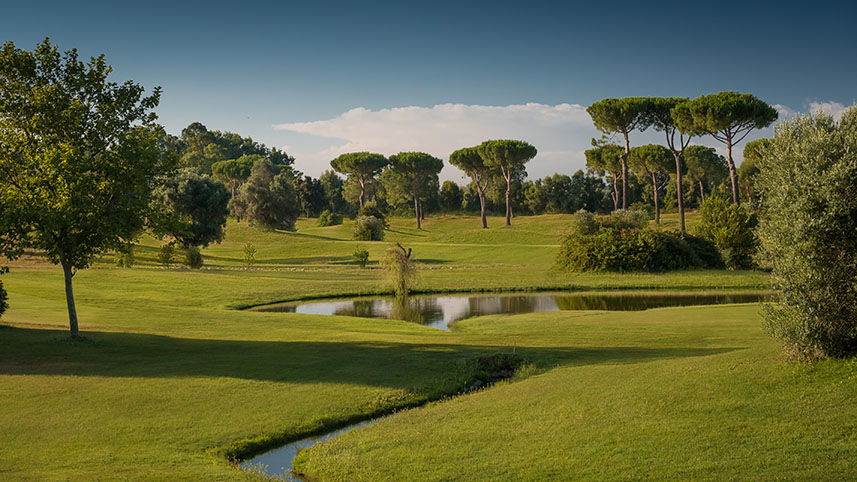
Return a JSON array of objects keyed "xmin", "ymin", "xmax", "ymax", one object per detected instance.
[
  {"xmin": 152, "ymin": 169, "xmax": 230, "ymax": 248},
  {"xmin": 184, "ymin": 246, "xmax": 203, "ymax": 269},
  {"xmin": 158, "ymin": 244, "xmax": 175, "ymax": 268},
  {"xmin": 357, "ymin": 202, "xmax": 388, "ymax": 227},
  {"xmin": 684, "ymin": 146, "xmax": 728, "ymax": 194},
  {"xmin": 317, "ymin": 210, "xmax": 343, "ymax": 227},
  {"xmin": 353, "ymin": 247, "xmax": 369, "ymax": 268},
  {"xmin": 559, "ymin": 211, "xmax": 722, "ymax": 272},
  {"xmin": 242, "ymin": 242, "xmax": 256, "ymax": 266},
  {"xmin": 439, "ymin": 181, "xmax": 464, "ymax": 212},
  {"xmin": 0, "ymin": 279, "xmax": 7, "ymax": 319},
  {"xmin": 382, "ymin": 243, "xmax": 417, "ymax": 296},
  {"xmin": 738, "ymin": 138, "xmax": 770, "ymax": 202},
  {"xmin": 113, "ymin": 243, "xmax": 135, "ymax": 268},
  {"xmin": 330, "ymin": 152, "xmax": 388, "ymax": 206},
  {"xmin": 586, "ymin": 97, "xmax": 652, "ymax": 136},
  {"xmin": 477, "ymin": 139, "xmax": 537, "ymax": 173},
  {"xmin": 295, "ymin": 175, "xmax": 328, "ymax": 217},
  {"xmin": 232, "ymin": 159, "xmax": 300, "ymax": 230},
  {"xmin": 353, "ymin": 216, "xmax": 385, "ymax": 241},
  {"xmin": 756, "ymin": 107, "xmax": 857, "ymax": 359},
  {"xmin": 696, "ymin": 195, "xmax": 757, "ymax": 269},
  {"xmin": 180, "ymin": 122, "xmax": 293, "ymax": 175},
  {"xmin": 319, "ymin": 170, "xmax": 349, "ymax": 214}
]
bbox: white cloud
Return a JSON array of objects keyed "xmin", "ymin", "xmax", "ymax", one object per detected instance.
[
  {"xmin": 809, "ymin": 101, "xmax": 848, "ymax": 121},
  {"xmin": 274, "ymin": 103, "xmax": 597, "ymax": 181}
]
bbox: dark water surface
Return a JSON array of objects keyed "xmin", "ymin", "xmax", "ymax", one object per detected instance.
[{"xmin": 253, "ymin": 291, "xmax": 775, "ymax": 331}]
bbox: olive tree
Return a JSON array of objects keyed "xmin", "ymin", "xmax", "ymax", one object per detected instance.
[
  {"xmin": 628, "ymin": 144, "xmax": 673, "ymax": 224},
  {"xmin": 330, "ymin": 152, "xmax": 388, "ymax": 208},
  {"xmin": 449, "ymin": 146, "xmax": 494, "ymax": 228},
  {"xmin": 477, "ymin": 140, "xmax": 537, "ymax": 226},
  {"xmin": 673, "ymin": 92, "xmax": 777, "ymax": 205},
  {"xmin": 0, "ymin": 39, "xmax": 170, "ymax": 337},
  {"xmin": 587, "ymin": 98, "xmax": 651, "ymax": 209},
  {"xmin": 756, "ymin": 106, "xmax": 857, "ymax": 359}
]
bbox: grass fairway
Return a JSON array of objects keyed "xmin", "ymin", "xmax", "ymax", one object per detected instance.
[{"xmin": 2, "ymin": 214, "xmax": 853, "ymax": 480}]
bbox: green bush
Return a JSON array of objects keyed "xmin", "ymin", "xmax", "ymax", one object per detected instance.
[
  {"xmin": 113, "ymin": 243, "xmax": 135, "ymax": 268},
  {"xmin": 353, "ymin": 247, "xmax": 369, "ymax": 268},
  {"xmin": 243, "ymin": 242, "xmax": 256, "ymax": 266},
  {"xmin": 696, "ymin": 195, "xmax": 757, "ymax": 269},
  {"xmin": 158, "ymin": 244, "xmax": 175, "ymax": 268},
  {"xmin": 317, "ymin": 210, "xmax": 343, "ymax": 227},
  {"xmin": 756, "ymin": 107, "xmax": 857, "ymax": 359},
  {"xmin": 570, "ymin": 209, "xmax": 598, "ymax": 235},
  {"xmin": 358, "ymin": 202, "xmax": 388, "ymax": 227},
  {"xmin": 601, "ymin": 208, "xmax": 650, "ymax": 231},
  {"xmin": 184, "ymin": 246, "xmax": 203, "ymax": 269},
  {"xmin": 557, "ymin": 224, "xmax": 722, "ymax": 273},
  {"xmin": 353, "ymin": 215, "xmax": 385, "ymax": 241},
  {"xmin": 0, "ymin": 279, "xmax": 8, "ymax": 319}
]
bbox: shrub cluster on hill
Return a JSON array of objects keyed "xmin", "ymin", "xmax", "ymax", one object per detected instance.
[
  {"xmin": 353, "ymin": 216, "xmax": 385, "ymax": 241},
  {"xmin": 557, "ymin": 210, "xmax": 723, "ymax": 272},
  {"xmin": 316, "ymin": 209, "xmax": 343, "ymax": 227}
]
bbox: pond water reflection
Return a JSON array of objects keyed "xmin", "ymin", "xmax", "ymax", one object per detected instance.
[{"xmin": 254, "ymin": 291, "xmax": 775, "ymax": 331}]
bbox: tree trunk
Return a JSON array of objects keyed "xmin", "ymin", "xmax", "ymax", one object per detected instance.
[
  {"xmin": 651, "ymin": 172, "xmax": 660, "ymax": 224},
  {"xmin": 477, "ymin": 186, "xmax": 488, "ymax": 229},
  {"xmin": 726, "ymin": 137, "xmax": 740, "ymax": 206},
  {"xmin": 622, "ymin": 132, "xmax": 630, "ymax": 210},
  {"xmin": 611, "ymin": 174, "xmax": 619, "ymax": 211},
  {"xmin": 674, "ymin": 153, "xmax": 685, "ymax": 234},
  {"xmin": 413, "ymin": 186, "xmax": 421, "ymax": 229},
  {"xmin": 698, "ymin": 180, "xmax": 705, "ymax": 203},
  {"xmin": 358, "ymin": 177, "xmax": 365, "ymax": 208},
  {"xmin": 504, "ymin": 171, "xmax": 512, "ymax": 226},
  {"xmin": 420, "ymin": 199, "xmax": 425, "ymax": 220},
  {"xmin": 60, "ymin": 255, "xmax": 80, "ymax": 338}
]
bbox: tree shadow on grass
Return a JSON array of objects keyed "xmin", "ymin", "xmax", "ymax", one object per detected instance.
[{"xmin": 0, "ymin": 325, "xmax": 744, "ymax": 389}]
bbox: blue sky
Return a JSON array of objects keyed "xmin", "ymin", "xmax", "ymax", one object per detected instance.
[{"xmin": 3, "ymin": 1, "xmax": 856, "ymax": 180}]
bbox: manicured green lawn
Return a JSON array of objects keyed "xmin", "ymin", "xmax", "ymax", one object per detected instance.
[{"xmin": 2, "ymin": 213, "xmax": 851, "ymax": 481}]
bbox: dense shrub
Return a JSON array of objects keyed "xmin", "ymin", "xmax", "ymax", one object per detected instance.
[
  {"xmin": 113, "ymin": 243, "xmax": 135, "ymax": 268},
  {"xmin": 756, "ymin": 107, "xmax": 857, "ymax": 359},
  {"xmin": 696, "ymin": 195, "xmax": 757, "ymax": 269},
  {"xmin": 243, "ymin": 242, "xmax": 256, "ymax": 266},
  {"xmin": 353, "ymin": 247, "xmax": 369, "ymax": 268},
  {"xmin": 184, "ymin": 246, "xmax": 203, "ymax": 269},
  {"xmin": 558, "ymin": 211, "xmax": 722, "ymax": 272},
  {"xmin": 158, "ymin": 244, "xmax": 175, "ymax": 268},
  {"xmin": 0, "ymin": 279, "xmax": 7, "ymax": 319},
  {"xmin": 317, "ymin": 209, "xmax": 343, "ymax": 227},
  {"xmin": 233, "ymin": 159, "xmax": 300, "ymax": 230},
  {"xmin": 600, "ymin": 208, "xmax": 650, "ymax": 231},
  {"xmin": 357, "ymin": 202, "xmax": 388, "ymax": 227},
  {"xmin": 353, "ymin": 215, "xmax": 385, "ymax": 241}
]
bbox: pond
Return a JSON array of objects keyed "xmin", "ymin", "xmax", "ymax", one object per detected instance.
[{"xmin": 252, "ymin": 291, "xmax": 775, "ymax": 331}]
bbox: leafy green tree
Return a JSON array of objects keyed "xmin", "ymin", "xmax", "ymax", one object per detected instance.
[
  {"xmin": 584, "ymin": 141, "xmax": 624, "ymax": 211},
  {"xmin": 439, "ymin": 181, "xmax": 464, "ymax": 213},
  {"xmin": 180, "ymin": 122, "xmax": 294, "ymax": 175},
  {"xmin": 232, "ymin": 159, "xmax": 300, "ymax": 230},
  {"xmin": 587, "ymin": 98, "xmax": 652, "ymax": 209},
  {"xmin": 739, "ymin": 138, "xmax": 770, "ymax": 203},
  {"xmin": 683, "ymin": 146, "xmax": 728, "ymax": 204},
  {"xmin": 152, "ymin": 169, "xmax": 230, "ymax": 251},
  {"xmin": 211, "ymin": 155, "xmax": 258, "ymax": 199},
  {"xmin": 387, "ymin": 152, "xmax": 443, "ymax": 228},
  {"xmin": 0, "ymin": 38, "xmax": 170, "ymax": 337},
  {"xmin": 696, "ymin": 195, "xmax": 756, "ymax": 270},
  {"xmin": 330, "ymin": 152, "xmax": 388, "ymax": 208},
  {"xmin": 295, "ymin": 175, "xmax": 328, "ymax": 218},
  {"xmin": 756, "ymin": 107, "xmax": 857, "ymax": 359},
  {"xmin": 318, "ymin": 170, "xmax": 348, "ymax": 214},
  {"xmin": 673, "ymin": 92, "xmax": 778, "ymax": 205},
  {"xmin": 449, "ymin": 146, "xmax": 495, "ymax": 228},
  {"xmin": 477, "ymin": 140, "xmax": 536, "ymax": 226},
  {"xmin": 628, "ymin": 144, "xmax": 673, "ymax": 224}
]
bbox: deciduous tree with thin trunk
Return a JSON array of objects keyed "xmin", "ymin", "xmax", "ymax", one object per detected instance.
[
  {"xmin": 387, "ymin": 152, "xmax": 443, "ymax": 229},
  {"xmin": 584, "ymin": 141, "xmax": 625, "ymax": 211},
  {"xmin": 649, "ymin": 97, "xmax": 703, "ymax": 233},
  {"xmin": 587, "ymin": 98, "xmax": 651, "ymax": 209},
  {"xmin": 628, "ymin": 144, "xmax": 673, "ymax": 224},
  {"xmin": 672, "ymin": 91, "xmax": 777, "ymax": 205},
  {"xmin": 449, "ymin": 146, "xmax": 495, "ymax": 228},
  {"xmin": 330, "ymin": 152, "xmax": 388, "ymax": 208},
  {"xmin": 477, "ymin": 140, "xmax": 536, "ymax": 226},
  {"xmin": 0, "ymin": 38, "xmax": 171, "ymax": 337}
]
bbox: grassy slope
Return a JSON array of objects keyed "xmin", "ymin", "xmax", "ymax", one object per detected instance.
[{"xmin": 3, "ymin": 212, "xmax": 848, "ymax": 481}]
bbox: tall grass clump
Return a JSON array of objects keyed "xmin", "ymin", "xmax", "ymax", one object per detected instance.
[{"xmin": 382, "ymin": 243, "xmax": 416, "ymax": 296}]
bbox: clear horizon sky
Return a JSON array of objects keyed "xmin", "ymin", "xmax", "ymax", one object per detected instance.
[{"xmin": 4, "ymin": 1, "xmax": 856, "ymax": 181}]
